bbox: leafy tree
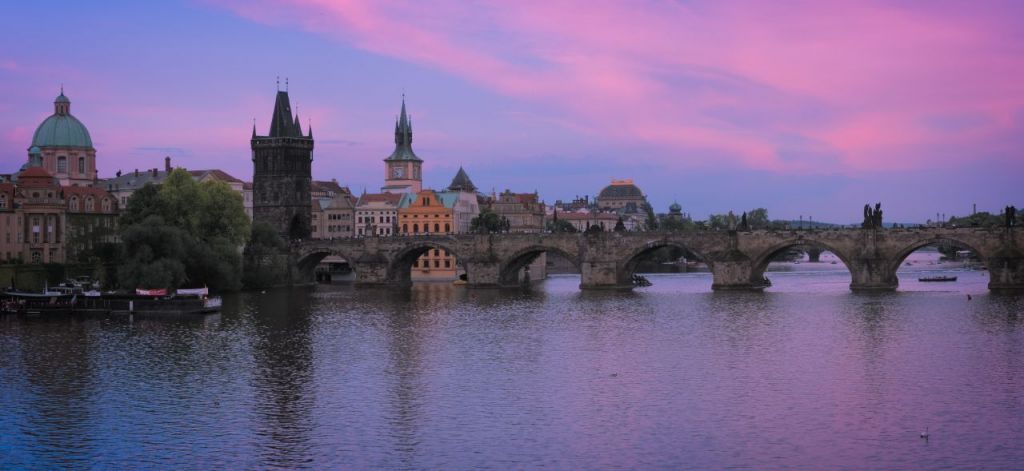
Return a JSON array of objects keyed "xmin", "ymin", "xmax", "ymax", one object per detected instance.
[
  {"xmin": 471, "ymin": 208, "xmax": 505, "ymax": 234},
  {"xmin": 547, "ymin": 218, "xmax": 576, "ymax": 233},
  {"xmin": 243, "ymin": 221, "xmax": 289, "ymax": 289},
  {"xmin": 747, "ymin": 208, "xmax": 770, "ymax": 230},
  {"xmin": 117, "ymin": 169, "xmax": 250, "ymax": 291},
  {"xmin": 661, "ymin": 217, "xmax": 695, "ymax": 232}
]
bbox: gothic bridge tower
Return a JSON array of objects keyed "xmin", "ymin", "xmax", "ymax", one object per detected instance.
[
  {"xmin": 381, "ymin": 96, "xmax": 422, "ymax": 193},
  {"xmin": 252, "ymin": 89, "xmax": 314, "ymax": 240}
]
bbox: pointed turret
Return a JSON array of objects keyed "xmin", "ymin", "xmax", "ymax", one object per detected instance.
[
  {"xmin": 294, "ymin": 112, "xmax": 302, "ymax": 136},
  {"xmin": 384, "ymin": 95, "xmax": 421, "ymax": 162},
  {"xmin": 268, "ymin": 91, "xmax": 302, "ymax": 137},
  {"xmin": 448, "ymin": 166, "xmax": 477, "ymax": 192}
]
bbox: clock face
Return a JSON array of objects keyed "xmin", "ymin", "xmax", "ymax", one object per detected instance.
[{"xmin": 392, "ymin": 166, "xmax": 404, "ymax": 178}]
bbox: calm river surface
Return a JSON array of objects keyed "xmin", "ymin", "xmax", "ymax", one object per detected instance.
[{"xmin": 2, "ymin": 257, "xmax": 1023, "ymax": 469}]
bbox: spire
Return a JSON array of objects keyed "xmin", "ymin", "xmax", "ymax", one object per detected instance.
[
  {"xmin": 307, "ymin": 118, "xmax": 313, "ymax": 138},
  {"xmin": 385, "ymin": 94, "xmax": 421, "ymax": 162},
  {"xmin": 267, "ymin": 88, "xmax": 306, "ymax": 138},
  {"xmin": 251, "ymin": 119, "xmax": 257, "ymax": 139}
]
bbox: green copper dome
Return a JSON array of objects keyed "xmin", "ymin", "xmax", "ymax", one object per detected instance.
[{"xmin": 31, "ymin": 92, "xmax": 94, "ymax": 149}]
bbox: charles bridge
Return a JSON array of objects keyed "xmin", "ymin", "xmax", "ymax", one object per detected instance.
[{"xmin": 293, "ymin": 227, "xmax": 1023, "ymax": 293}]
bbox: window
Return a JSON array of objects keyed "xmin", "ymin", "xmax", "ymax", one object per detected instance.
[
  {"xmin": 413, "ymin": 260, "xmax": 419, "ymax": 268},
  {"xmin": 434, "ymin": 223, "xmax": 440, "ymax": 233},
  {"xmin": 78, "ymin": 157, "xmax": 86, "ymax": 174},
  {"xmin": 422, "ymin": 197, "xmax": 428, "ymax": 206},
  {"xmin": 444, "ymin": 260, "xmax": 451, "ymax": 268},
  {"xmin": 70, "ymin": 196, "xmax": 79, "ymax": 211},
  {"xmin": 413, "ymin": 223, "xmax": 419, "ymax": 233},
  {"xmin": 102, "ymin": 198, "xmax": 112, "ymax": 213},
  {"xmin": 444, "ymin": 223, "xmax": 450, "ymax": 233},
  {"xmin": 434, "ymin": 260, "xmax": 440, "ymax": 268},
  {"xmin": 0, "ymin": 195, "xmax": 5, "ymax": 209},
  {"xmin": 433, "ymin": 249, "xmax": 439, "ymax": 256},
  {"xmin": 403, "ymin": 224, "xmax": 408, "ymax": 233},
  {"xmin": 57, "ymin": 156, "xmax": 67, "ymax": 173},
  {"xmin": 85, "ymin": 197, "xmax": 94, "ymax": 212}
]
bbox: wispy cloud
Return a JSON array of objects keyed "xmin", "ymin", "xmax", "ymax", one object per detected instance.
[{"xmin": 211, "ymin": 0, "xmax": 1024, "ymax": 175}]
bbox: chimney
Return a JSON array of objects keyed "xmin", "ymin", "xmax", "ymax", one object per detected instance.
[
  {"xmin": 134, "ymin": 169, "xmax": 139, "ymax": 176},
  {"xmin": 165, "ymin": 156, "xmax": 171, "ymax": 173}
]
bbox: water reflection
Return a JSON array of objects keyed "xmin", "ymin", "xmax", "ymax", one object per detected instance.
[
  {"xmin": 248, "ymin": 288, "xmax": 316, "ymax": 469},
  {"xmin": 1, "ymin": 270, "xmax": 1021, "ymax": 469}
]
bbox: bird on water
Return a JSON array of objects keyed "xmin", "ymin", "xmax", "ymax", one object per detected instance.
[{"xmin": 920, "ymin": 427, "xmax": 929, "ymax": 439}]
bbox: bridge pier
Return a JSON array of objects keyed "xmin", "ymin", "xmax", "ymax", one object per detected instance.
[
  {"xmin": 848, "ymin": 258, "xmax": 898, "ymax": 292},
  {"xmin": 986, "ymin": 252, "xmax": 1024, "ymax": 294},
  {"xmin": 351, "ymin": 259, "xmax": 392, "ymax": 287},
  {"xmin": 464, "ymin": 261, "xmax": 503, "ymax": 288},
  {"xmin": 711, "ymin": 260, "xmax": 765, "ymax": 291},
  {"xmin": 579, "ymin": 260, "xmax": 632, "ymax": 290},
  {"xmin": 806, "ymin": 248, "xmax": 823, "ymax": 263}
]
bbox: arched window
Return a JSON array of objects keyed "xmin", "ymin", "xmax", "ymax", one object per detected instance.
[
  {"xmin": 403, "ymin": 224, "xmax": 408, "ymax": 233},
  {"xmin": 85, "ymin": 196, "xmax": 94, "ymax": 212},
  {"xmin": 101, "ymin": 198, "xmax": 112, "ymax": 213},
  {"xmin": 69, "ymin": 196, "xmax": 79, "ymax": 211},
  {"xmin": 78, "ymin": 157, "xmax": 86, "ymax": 174},
  {"xmin": 0, "ymin": 194, "xmax": 6, "ymax": 209},
  {"xmin": 444, "ymin": 223, "xmax": 450, "ymax": 233},
  {"xmin": 434, "ymin": 223, "xmax": 439, "ymax": 232},
  {"xmin": 413, "ymin": 223, "xmax": 419, "ymax": 233},
  {"xmin": 57, "ymin": 156, "xmax": 67, "ymax": 174}
]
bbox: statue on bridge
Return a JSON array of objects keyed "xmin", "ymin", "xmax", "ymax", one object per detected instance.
[
  {"xmin": 739, "ymin": 212, "xmax": 749, "ymax": 231},
  {"xmin": 1007, "ymin": 205, "xmax": 1018, "ymax": 228},
  {"xmin": 862, "ymin": 203, "xmax": 883, "ymax": 229}
]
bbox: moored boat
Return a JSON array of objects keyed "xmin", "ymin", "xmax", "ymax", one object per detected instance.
[{"xmin": 919, "ymin": 275, "xmax": 957, "ymax": 282}]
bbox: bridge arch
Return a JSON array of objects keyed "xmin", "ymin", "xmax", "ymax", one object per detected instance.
[
  {"xmin": 498, "ymin": 245, "xmax": 581, "ymax": 286},
  {"xmin": 296, "ymin": 247, "xmax": 359, "ymax": 282},
  {"xmin": 888, "ymin": 235, "xmax": 991, "ymax": 275},
  {"xmin": 749, "ymin": 238, "xmax": 854, "ymax": 287},
  {"xmin": 619, "ymin": 239, "xmax": 710, "ymax": 286},
  {"xmin": 388, "ymin": 238, "xmax": 465, "ymax": 285}
]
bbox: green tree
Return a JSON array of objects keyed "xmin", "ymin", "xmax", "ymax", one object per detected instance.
[
  {"xmin": 644, "ymin": 203, "xmax": 658, "ymax": 231},
  {"xmin": 746, "ymin": 208, "xmax": 769, "ymax": 229},
  {"xmin": 547, "ymin": 218, "xmax": 576, "ymax": 233},
  {"xmin": 243, "ymin": 221, "xmax": 289, "ymax": 289},
  {"xmin": 471, "ymin": 208, "xmax": 505, "ymax": 234},
  {"xmin": 117, "ymin": 169, "xmax": 250, "ymax": 291}
]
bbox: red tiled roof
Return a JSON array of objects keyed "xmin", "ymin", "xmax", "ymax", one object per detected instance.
[
  {"xmin": 312, "ymin": 180, "xmax": 349, "ymax": 194},
  {"xmin": 356, "ymin": 192, "xmax": 403, "ymax": 206},
  {"xmin": 19, "ymin": 167, "xmax": 53, "ymax": 178}
]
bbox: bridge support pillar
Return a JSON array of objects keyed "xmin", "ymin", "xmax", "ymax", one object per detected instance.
[
  {"xmin": 351, "ymin": 260, "xmax": 391, "ymax": 287},
  {"xmin": 580, "ymin": 260, "xmax": 632, "ymax": 290},
  {"xmin": 806, "ymin": 248, "xmax": 823, "ymax": 263},
  {"xmin": 987, "ymin": 253, "xmax": 1024, "ymax": 294},
  {"xmin": 710, "ymin": 260, "xmax": 764, "ymax": 291},
  {"xmin": 464, "ymin": 261, "xmax": 502, "ymax": 288},
  {"xmin": 848, "ymin": 258, "xmax": 898, "ymax": 292}
]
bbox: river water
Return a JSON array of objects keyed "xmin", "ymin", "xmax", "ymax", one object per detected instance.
[{"xmin": 1, "ymin": 256, "xmax": 1022, "ymax": 469}]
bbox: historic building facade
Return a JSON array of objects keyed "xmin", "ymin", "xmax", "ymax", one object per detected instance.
[
  {"xmin": 398, "ymin": 189, "xmax": 458, "ymax": 280},
  {"xmin": 488, "ymin": 190, "xmax": 546, "ymax": 233},
  {"xmin": 310, "ymin": 180, "xmax": 355, "ymax": 239},
  {"xmin": 0, "ymin": 91, "xmax": 119, "ymax": 265},
  {"xmin": 355, "ymin": 192, "xmax": 402, "ymax": 236},
  {"xmin": 595, "ymin": 179, "xmax": 648, "ymax": 211},
  {"xmin": 251, "ymin": 90, "xmax": 314, "ymax": 240}
]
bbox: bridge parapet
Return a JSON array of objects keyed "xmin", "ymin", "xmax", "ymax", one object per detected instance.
[{"xmin": 287, "ymin": 227, "xmax": 1024, "ymax": 293}]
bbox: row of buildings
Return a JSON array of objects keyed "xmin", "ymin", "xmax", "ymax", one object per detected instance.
[{"xmin": 0, "ymin": 88, "xmax": 660, "ymax": 282}]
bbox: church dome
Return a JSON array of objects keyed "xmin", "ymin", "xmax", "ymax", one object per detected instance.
[
  {"xmin": 669, "ymin": 202, "xmax": 682, "ymax": 212},
  {"xmin": 30, "ymin": 92, "xmax": 93, "ymax": 149},
  {"xmin": 598, "ymin": 179, "xmax": 643, "ymax": 199}
]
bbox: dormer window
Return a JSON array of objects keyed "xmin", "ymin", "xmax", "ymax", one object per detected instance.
[
  {"xmin": 85, "ymin": 196, "xmax": 94, "ymax": 212},
  {"xmin": 70, "ymin": 196, "xmax": 79, "ymax": 211}
]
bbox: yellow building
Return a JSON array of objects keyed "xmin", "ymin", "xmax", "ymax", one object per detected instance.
[{"xmin": 398, "ymin": 189, "xmax": 458, "ymax": 280}]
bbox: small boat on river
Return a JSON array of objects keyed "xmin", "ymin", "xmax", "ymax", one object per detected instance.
[{"xmin": 919, "ymin": 275, "xmax": 957, "ymax": 282}]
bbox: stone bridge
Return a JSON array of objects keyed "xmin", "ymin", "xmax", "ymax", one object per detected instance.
[{"xmin": 293, "ymin": 228, "xmax": 1024, "ymax": 293}]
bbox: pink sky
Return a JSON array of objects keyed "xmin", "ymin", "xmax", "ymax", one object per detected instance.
[{"xmin": 1, "ymin": 1, "xmax": 1021, "ymax": 222}]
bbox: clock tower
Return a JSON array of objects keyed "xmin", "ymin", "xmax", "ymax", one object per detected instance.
[{"xmin": 381, "ymin": 96, "xmax": 422, "ymax": 193}]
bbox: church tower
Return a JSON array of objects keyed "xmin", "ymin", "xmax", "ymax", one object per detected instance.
[
  {"xmin": 381, "ymin": 96, "xmax": 422, "ymax": 193},
  {"xmin": 251, "ymin": 88, "xmax": 314, "ymax": 240}
]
